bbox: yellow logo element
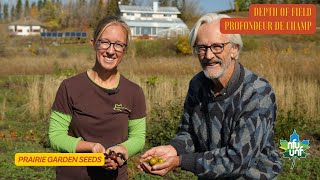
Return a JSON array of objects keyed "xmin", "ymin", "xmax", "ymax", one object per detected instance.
[
  {"xmin": 113, "ymin": 104, "xmax": 131, "ymax": 112},
  {"xmin": 15, "ymin": 153, "xmax": 104, "ymax": 166}
]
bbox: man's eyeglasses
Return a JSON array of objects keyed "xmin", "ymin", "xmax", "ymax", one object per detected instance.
[
  {"xmin": 97, "ymin": 40, "xmax": 127, "ymax": 52},
  {"xmin": 193, "ymin": 42, "xmax": 230, "ymax": 55}
]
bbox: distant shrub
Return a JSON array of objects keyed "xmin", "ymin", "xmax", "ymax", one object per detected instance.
[
  {"xmin": 176, "ymin": 35, "xmax": 192, "ymax": 55},
  {"xmin": 242, "ymin": 36, "xmax": 259, "ymax": 51},
  {"xmin": 58, "ymin": 49, "xmax": 70, "ymax": 59},
  {"xmin": 133, "ymin": 38, "xmax": 176, "ymax": 58},
  {"xmin": 274, "ymin": 104, "xmax": 308, "ymax": 143},
  {"xmin": 147, "ymin": 98, "xmax": 184, "ymax": 147}
]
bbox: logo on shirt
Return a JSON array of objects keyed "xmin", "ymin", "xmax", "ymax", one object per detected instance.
[
  {"xmin": 279, "ymin": 130, "xmax": 310, "ymax": 169},
  {"xmin": 113, "ymin": 104, "xmax": 131, "ymax": 113}
]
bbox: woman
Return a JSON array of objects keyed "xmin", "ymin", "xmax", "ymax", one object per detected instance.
[{"xmin": 48, "ymin": 16, "xmax": 146, "ymax": 180}]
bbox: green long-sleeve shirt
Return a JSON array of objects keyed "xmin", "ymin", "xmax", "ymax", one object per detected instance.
[{"xmin": 49, "ymin": 110, "xmax": 146, "ymax": 157}]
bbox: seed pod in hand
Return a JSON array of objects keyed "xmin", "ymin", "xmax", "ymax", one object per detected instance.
[
  {"xmin": 108, "ymin": 150, "xmax": 118, "ymax": 160},
  {"xmin": 148, "ymin": 157, "xmax": 158, "ymax": 166},
  {"xmin": 157, "ymin": 158, "xmax": 165, "ymax": 164}
]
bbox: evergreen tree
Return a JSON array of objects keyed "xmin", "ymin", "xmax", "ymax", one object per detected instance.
[
  {"xmin": 160, "ymin": 0, "xmax": 171, "ymax": 6},
  {"xmin": 24, "ymin": 0, "xmax": 30, "ymax": 17},
  {"xmin": 3, "ymin": 4, "xmax": 9, "ymax": 22},
  {"xmin": 16, "ymin": 0, "xmax": 22, "ymax": 19},
  {"xmin": 172, "ymin": 0, "xmax": 178, "ymax": 7},
  {"xmin": 238, "ymin": 0, "xmax": 249, "ymax": 10},
  {"xmin": 292, "ymin": 0, "xmax": 302, "ymax": 3},
  {"xmin": 11, "ymin": 6, "xmax": 16, "ymax": 21},
  {"xmin": 106, "ymin": 0, "xmax": 120, "ymax": 17},
  {"xmin": 122, "ymin": 0, "xmax": 130, "ymax": 5},
  {"xmin": 38, "ymin": 0, "xmax": 43, "ymax": 11}
]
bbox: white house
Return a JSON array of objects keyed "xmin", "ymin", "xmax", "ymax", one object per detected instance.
[
  {"xmin": 119, "ymin": 1, "xmax": 189, "ymax": 39},
  {"xmin": 8, "ymin": 17, "xmax": 46, "ymax": 36}
]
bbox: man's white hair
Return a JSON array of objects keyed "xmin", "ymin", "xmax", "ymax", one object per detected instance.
[{"xmin": 189, "ymin": 13, "xmax": 243, "ymax": 59}]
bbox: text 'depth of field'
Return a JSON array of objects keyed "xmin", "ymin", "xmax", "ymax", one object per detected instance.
[{"xmin": 220, "ymin": 4, "xmax": 316, "ymax": 34}]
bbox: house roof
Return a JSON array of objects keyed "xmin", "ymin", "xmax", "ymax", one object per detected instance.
[
  {"xmin": 9, "ymin": 17, "xmax": 44, "ymax": 26},
  {"xmin": 119, "ymin": 5, "xmax": 180, "ymax": 14},
  {"xmin": 122, "ymin": 17, "xmax": 188, "ymax": 29}
]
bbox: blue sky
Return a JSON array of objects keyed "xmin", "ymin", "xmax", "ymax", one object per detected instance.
[{"xmin": 199, "ymin": 0, "xmax": 234, "ymax": 13}]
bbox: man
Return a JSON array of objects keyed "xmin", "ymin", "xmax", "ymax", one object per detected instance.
[{"xmin": 139, "ymin": 13, "xmax": 282, "ymax": 179}]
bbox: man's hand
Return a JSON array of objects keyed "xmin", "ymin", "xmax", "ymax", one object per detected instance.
[
  {"xmin": 138, "ymin": 145, "xmax": 178, "ymax": 173},
  {"xmin": 140, "ymin": 156, "xmax": 180, "ymax": 176}
]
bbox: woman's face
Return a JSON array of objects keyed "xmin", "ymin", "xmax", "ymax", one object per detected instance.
[{"xmin": 93, "ymin": 24, "xmax": 127, "ymax": 72}]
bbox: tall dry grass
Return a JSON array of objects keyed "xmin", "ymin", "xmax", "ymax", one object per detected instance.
[
  {"xmin": 26, "ymin": 75, "xmax": 65, "ymax": 119},
  {"xmin": 0, "ymin": 98, "xmax": 6, "ymax": 121},
  {"xmin": 27, "ymin": 76, "xmax": 41, "ymax": 118},
  {"xmin": 0, "ymin": 54, "xmax": 92, "ymax": 76},
  {"xmin": 240, "ymin": 48, "xmax": 320, "ymax": 119},
  {"xmin": 2, "ymin": 41, "xmax": 318, "ymax": 122}
]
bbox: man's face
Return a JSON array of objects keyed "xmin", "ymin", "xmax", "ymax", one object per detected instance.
[{"xmin": 195, "ymin": 21, "xmax": 237, "ymax": 80}]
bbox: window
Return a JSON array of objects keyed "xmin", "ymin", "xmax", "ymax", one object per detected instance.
[
  {"xmin": 151, "ymin": 27, "xmax": 156, "ymax": 35},
  {"xmin": 164, "ymin": 14, "xmax": 171, "ymax": 17},
  {"xmin": 141, "ymin": 13, "xmax": 152, "ymax": 17},
  {"xmin": 136, "ymin": 27, "xmax": 141, "ymax": 35},
  {"xmin": 127, "ymin": 13, "xmax": 134, "ymax": 16},
  {"xmin": 141, "ymin": 27, "xmax": 151, "ymax": 35}
]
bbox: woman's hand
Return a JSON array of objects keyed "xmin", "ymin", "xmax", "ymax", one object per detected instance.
[
  {"xmin": 91, "ymin": 143, "xmax": 106, "ymax": 153},
  {"xmin": 106, "ymin": 145, "xmax": 128, "ymax": 166},
  {"xmin": 89, "ymin": 143, "xmax": 118, "ymax": 170}
]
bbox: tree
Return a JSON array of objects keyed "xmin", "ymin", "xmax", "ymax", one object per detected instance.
[
  {"xmin": 238, "ymin": 0, "xmax": 249, "ymax": 10},
  {"xmin": 160, "ymin": 0, "xmax": 171, "ymax": 6},
  {"xmin": 11, "ymin": 6, "xmax": 16, "ymax": 21},
  {"xmin": 121, "ymin": 0, "xmax": 130, "ymax": 5},
  {"xmin": 178, "ymin": 0, "xmax": 201, "ymax": 28},
  {"xmin": 72, "ymin": 0, "xmax": 90, "ymax": 31},
  {"xmin": 92, "ymin": 0, "xmax": 104, "ymax": 28},
  {"xmin": 292, "ymin": 0, "xmax": 302, "ymax": 3},
  {"xmin": 39, "ymin": 1, "xmax": 59, "ymax": 30},
  {"xmin": 234, "ymin": 0, "xmax": 239, "ymax": 11},
  {"xmin": 131, "ymin": 0, "xmax": 137, "ymax": 5},
  {"xmin": 3, "ymin": 4, "xmax": 9, "ymax": 22},
  {"xmin": 172, "ymin": 0, "xmax": 178, "ymax": 7},
  {"xmin": 24, "ymin": 0, "xmax": 30, "ymax": 17},
  {"xmin": 30, "ymin": 2, "xmax": 39, "ymax": 18},
  {"xmin": 38, "ymin": 0, "xmax": 43, "ymax": 11},
  {"xmin": 16, "ymin": 0, "xmax": 22, "ymax": 19},
  {"xmin": 106, "ymin": 0, "xmax": 120, "ymax": 17}
]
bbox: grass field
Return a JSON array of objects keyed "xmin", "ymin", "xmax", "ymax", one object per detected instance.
[{"xmin": 0, "ymin": 26, "xmax": 319, "ymax": 179}]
